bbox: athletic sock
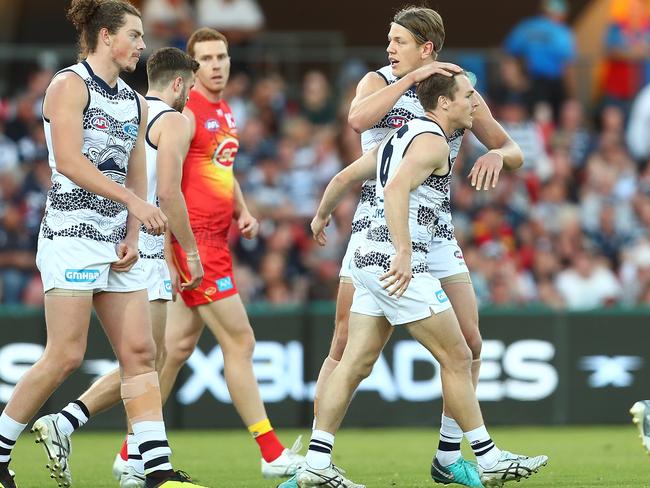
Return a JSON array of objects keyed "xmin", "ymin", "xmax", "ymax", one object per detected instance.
[
  {"xmin": 248, "ymin": 418, "xmax": 285, "ymax": 462},
  {"xmin": 127, "ymin": 432, "xmax": 144, "ymax": 474},
  {"xmin": 436, "ymin": 414, "xmax": 463, "ymax": 466},
  {"xmin": 119, "ymin": 435, "xmax": 129, "ymax": 461},
  {"xmin": 305, "ymin": 430, "xmax": 334, "ymax": 470},
  {"xmin": 466, "ymin": 425, "xmax": 502, "ymax": 470},
  {"xmin": 0, "ymin": 412, "xmax": 26, "ymax": 463},
  {"xmin": 56, "ymin": 400, "xmax": 90, "ymax": 437},
  {"xmin": 133, "ymin": 421, "xmax": 173, "ymax": 475}
]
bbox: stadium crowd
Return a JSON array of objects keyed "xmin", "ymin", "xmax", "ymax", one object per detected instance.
[{"xmin": 1, "ymin": 0, "xmax": 650, "ymax": 311}]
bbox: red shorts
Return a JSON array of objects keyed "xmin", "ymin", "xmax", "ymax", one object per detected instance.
[{"xmin": 172, "ymin": 241, "xmax": 238, "ymax": 307}]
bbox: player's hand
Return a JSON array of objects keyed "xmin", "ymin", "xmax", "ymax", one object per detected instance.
[
  {"xmin": 469, "ymin": 150, "xmax": 504, "ymax": 191},
  {"xmin": 408, "ymin": 61, "xmax": 462, "ymax": 84},
  {"xmin": 380, "ymin": 250, "xmax": 412, "ymax": 298},
  {"xmin": 112, "ymin": 240, "xmax": 139, "ymax": 272},
  {"xmin": 128, "ymin": 196, "xmax": 168, "ymax": 236},
  {"xmin": 238, "ymin": 211, "xmax": 259, "ymax": 240},
  {"xmin": 182, "ymin": 254, "xmax": 204, "ymax": 291},
  {"xmin": 311, "ymin": 214, "xmax": 331, "ymax": 246}
]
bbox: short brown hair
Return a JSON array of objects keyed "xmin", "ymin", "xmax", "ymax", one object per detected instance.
[
  {"xmin": 186, "ymin": 28, "xmax": 228, "ymax": 59},
  {"xmin": 147, "ymin": 47, "xmax": 199, "ymax": 88},
  {"xmin": 393, "ymin": 6, "xmax": 445, "ymax": 59},
  {"xmin": 416, "ymin": 71, "xmax": 466, "ymax": 111},
  {"xmin": 67, "ymin": 0, "xmax": 141, "ymax": 60}
]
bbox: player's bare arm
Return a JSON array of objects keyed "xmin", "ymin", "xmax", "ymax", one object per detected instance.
[
  {"xmin": 468, "ymin": 91, "xmax": 524, "ymax": 191},
  {"xmin": 182, "ymin": 105, "xmax": 197, "ymax": 140},
  {"xmin": 348, "ymin": 62, "xmax": 460, "ymax": 133},
  {"xmin": 154, "ymin": 111, "xmax": 203, "ymax": 289},
  {"xmin": 114, "ymin": 94, "xmax": 154, "ymax": 271},
  {"xmin": 233, "ymin": 178, "xmax": 259, "ymax": 240},
  {"xmin": 311, "ymin": 146, "xmax": 378, "ymax": 246},
  {"xmin": 164, "ymin": 232, "xmax": 181, "ymax": 299},
  {"xmin": 382, "ymin": 134, "xmax": 449, "ymax": 297}
]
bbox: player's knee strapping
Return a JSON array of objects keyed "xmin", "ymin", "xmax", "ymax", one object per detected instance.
[
  {"xmin": 440, "ymin": 272, "xmax": 472, "ymax": 286},
  {"xmin": 121, "ymin": 372, "xmax": 172, "ymax": 474},
  {"xmin": 46, "ymin": 288, "xmax": 93, "ymax": 297},
  {"xmin": 121, "ymin": 371, "xmax": 163, "ymax": 424}
]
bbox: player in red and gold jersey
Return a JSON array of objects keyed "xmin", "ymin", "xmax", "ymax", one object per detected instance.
[{"xmin": 159, "ymin": 28, "xmax": 305, "ymax": 479}]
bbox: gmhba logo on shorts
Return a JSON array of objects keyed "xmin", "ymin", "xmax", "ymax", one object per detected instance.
[{"xmin": 65, "ymin": 269, "xmax": 100, "ymax": 283}]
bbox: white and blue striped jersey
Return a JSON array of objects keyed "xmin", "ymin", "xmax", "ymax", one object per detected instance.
[
  {"xmin": 40, "ymin": 60, "xmax": 140, "ymax": 244},
  {"xmin": 350, "ymin": 65, "xmax": 464, "ymax": 245},
  {"xmin": 354, "ymin": 117, "xmax": 449, "ymax": 274},
  {"xmin": 138, "ymin": 96, "xmax": 176, "ymax": 259}
]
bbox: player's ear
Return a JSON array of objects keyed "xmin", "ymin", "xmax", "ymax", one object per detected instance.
[
  {"xmin": 421, "ymin": 41, "xmax": 434, "ymax": 59},
  {"xmin": 174, "ymin": 76, "xmax": 183, "ymax": 93},
  {"xmin": 99, "ymin": 27, "xmax": 111, "ymax": 47}
]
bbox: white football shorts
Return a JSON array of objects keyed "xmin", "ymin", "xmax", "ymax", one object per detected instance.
[
  {"xmin": 350, "ymin": 265, "xmax": 452, "ymax": 326},
  {"xmin": 37, "ymin": 237, "xmax": 147, "ymax": 293}
]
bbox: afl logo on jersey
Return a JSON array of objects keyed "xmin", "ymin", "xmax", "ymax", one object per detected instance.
[
  {"xmin": 91, "ymin": 116, "xmax": 109, "ymax": 130},
  {"xmin": 387, "ymin": 115, "xmax": 407, "ymax": 128},
  {"xmin": 123, "ymin": 123, "xmax": 138, "ymax": 139},
  {"xmin": 205, "ymin": 119, "xmax": 220, "ymax": 132},
  {"xmin": 212, "ymin": 137, "xmax": 239, "ymax": 167}
]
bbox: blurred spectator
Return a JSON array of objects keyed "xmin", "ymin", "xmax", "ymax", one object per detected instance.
[
  {"xmin": 5, "ymin": 94, "xmax": 39, "ymax": 142},
  {"xmin": 196, "ymin": 0, "xmax": 264, "ymax": 46},
  {"xmin": 299, "ymin": 71, "xmax": 337, "ymax": 126},
  {"xmin": 626, "ymin": 81, "xmax": 650, "ymax": 161},
  {"xmin": 142, "ymin": 0, "xmax": 194, "ymax": 53},
  {"xmin": 0, "ymin": 171, "xmax": 37, "ymax": 304},
  {"xmin": 0, "ymin": 121, "xmax": 19, "ymax": 173},
  {"xmin": 223, "ymin": 71, "xmax": 251, "ymax": 129},
  {"xmin": 497, "ymin": 97, "xmax": 552, "ymax": 181},
  {"xmin": 588, "ymin": 203, "xmax": 633, "ymax": 267},
  {"xmin": 600, "ymin": 0, "xmax": 650, "ymax": 111},
  {"xmin": 504, "ymin": 0, "xmax": 576, "ymax": 119},
  {"xmin": 555, "ymin": 250, "xmax": 621, "ymax": 310},
  {"xmin": 551, "ymin": 99, "xmax": 592, "ymax": 168},
  {"xmin": 490, "ymin": 56, "xmax": 532, "ymax": 111}
]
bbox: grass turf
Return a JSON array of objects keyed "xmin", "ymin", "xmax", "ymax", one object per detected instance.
[{"xmin": 7, "ymin": 426, "xmax": 649, "ymax": 487}]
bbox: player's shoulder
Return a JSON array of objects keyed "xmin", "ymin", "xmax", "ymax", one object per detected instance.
[
  {"xmin": 158, "ymin": 110, "xmax": 192, "ymax": 134},
  {"xmin": 356, "ymin": 68, "xmax": 391, "ymax": 92},
  {"xmin": 48, "ymin": 69, "xmax": 86, "ymax": 92},
  {"xmin": 45, "ymin": 70, "xmax": 88, "ymax": 109}
]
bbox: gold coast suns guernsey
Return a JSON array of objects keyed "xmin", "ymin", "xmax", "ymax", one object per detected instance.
[{"xmin": 182, "ymin": 89, "xmax": 239, "ymax": 248}]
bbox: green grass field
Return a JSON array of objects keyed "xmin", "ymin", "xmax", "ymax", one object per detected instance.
[{"xmin": 7, "ymin": 426, "xmax": 649, "ymax": 487}]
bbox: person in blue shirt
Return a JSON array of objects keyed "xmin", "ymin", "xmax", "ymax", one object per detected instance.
[{"xmin": 504, "ymin": 0, "xmax": 576, "ymax": 119}]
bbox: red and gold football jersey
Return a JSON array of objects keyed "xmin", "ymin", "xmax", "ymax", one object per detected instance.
[{"xmin": 182, "ymin": 89, "xmax": 239, "ymax": 248}]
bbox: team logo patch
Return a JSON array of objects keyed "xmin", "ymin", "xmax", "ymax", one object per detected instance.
[
  {"xmin": 91, "ymin": 116, "xmax": 109, "ymax": 130},
  {"xmin": 65, "ymin": 269, "xmax": 100, "ymax": 283},
  {"xmin": 454, "ymin": 250, "xmax": 464, "ymax": 261},
  {"xmin": 163, "ymin": 280, "xmax": 172, "ymax": 293},
  {"xmin": 387, "ymin": 115, "xmax": 407, "ymax": 128},
  {"xmin": 212, "ymin": 137, "xmax": 239, "ymax": 167},
  {"xmin": 435, "ymin": 289, "xmax": 448, "ymax": 303},
  {"xmin": 205, "ymin": 119, "xmax": 219, "ymax": 132},
  {"xmin": 122, "ymin": 123, "xmax": 138, "ymax": 139},
  {"xmin": 216, "ymin": 276, "xmax": 234, "ymax": 292},
  {"xmin": 204, "ymin": 286, "xmax": 217, "ymax": 296}
]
